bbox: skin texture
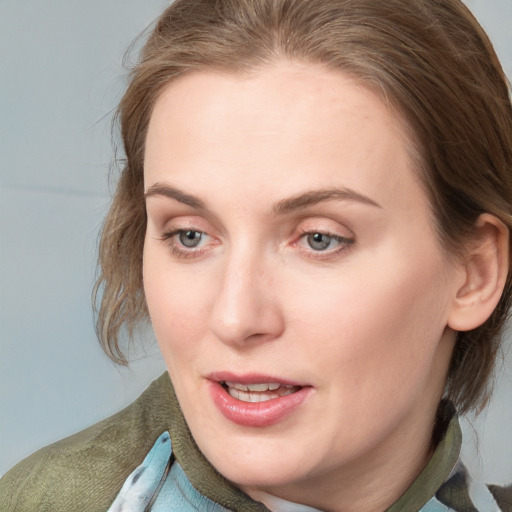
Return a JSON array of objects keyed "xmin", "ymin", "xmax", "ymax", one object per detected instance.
[{"xmin": 142, "ymin": 61, "xmax": 466, "ymax": 512}]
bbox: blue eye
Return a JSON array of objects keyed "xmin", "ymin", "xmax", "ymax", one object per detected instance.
[
  {"xmin": 159, "ymin": 227, "xmax": 214, "ymax": 259},
  {"xmin": 306, "ymin": 232, "xmax": 337, "ymax": 251},
  {"xmin": 178, "ymin": 230, "xmax": 204, "ymax": 248}
]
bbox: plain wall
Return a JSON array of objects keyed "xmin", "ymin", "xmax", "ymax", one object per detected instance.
[{"xmin": 1, "ymin": 0, "xmax": 511, "ymax": 482}]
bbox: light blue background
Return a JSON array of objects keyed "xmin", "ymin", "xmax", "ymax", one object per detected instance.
[{"xmin": 1, "ymin": 0, "xmax": 511, "ymax": 483}]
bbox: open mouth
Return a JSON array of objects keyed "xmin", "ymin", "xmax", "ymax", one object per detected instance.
[
  {"xmin": 220, "ymin": 381, "xmax": 302, "ymax": 403},
  {"xmin": 209, "ymin": 376, "xmax": 313, "ymax": 427}
]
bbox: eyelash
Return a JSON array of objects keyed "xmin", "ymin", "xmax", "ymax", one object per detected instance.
[
  {"xmin": 295, "ymin": 229, "xmax": 355, "ymax": 260},
  {"xmin": 158, "ymin": 229, "xmax": 211, "ymax": 259},
  {"xmin": 158, "ymin": 227, "xmax": 355, "ymax": 260}
]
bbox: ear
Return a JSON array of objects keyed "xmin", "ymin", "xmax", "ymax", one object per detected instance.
[{"xmin": 448, "ymin": 213, "xmax": 509, "ymax": 332}]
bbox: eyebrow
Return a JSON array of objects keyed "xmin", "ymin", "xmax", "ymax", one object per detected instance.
[
  {"xmin": 272, "ymin": 188, "xmax": 382, "ymax": 214},
  {"xmin": 145, "ymin": 183, "xmax": 206, "ymax": 210},
  {"xmin": 144, "ymin": 183, "xmax": 381, "ymax": 214}
]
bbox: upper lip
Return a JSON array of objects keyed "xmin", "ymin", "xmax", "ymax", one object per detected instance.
[{"xmin": 207, "ymin": 371, "xmax": 307, "ymax": 387}]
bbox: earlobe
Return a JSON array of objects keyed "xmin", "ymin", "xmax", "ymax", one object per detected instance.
[{"xmin": 448, "ymin": 214, "xmax": 509, "ymax": 332}]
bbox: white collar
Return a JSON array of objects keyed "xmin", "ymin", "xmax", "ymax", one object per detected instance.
[{"xmin": 257, "ymin": 491, "xmax": 324, "ymax": 512}]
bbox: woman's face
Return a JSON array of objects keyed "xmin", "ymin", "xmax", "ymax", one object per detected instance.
[{"xmin": 143, "ymin": 62, "xmax": 462, "ymax": 505}]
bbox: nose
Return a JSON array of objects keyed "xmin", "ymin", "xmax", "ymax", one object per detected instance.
[{"xmin": 208, "ymin": 251, "xmax": 285, "ymax": 347}]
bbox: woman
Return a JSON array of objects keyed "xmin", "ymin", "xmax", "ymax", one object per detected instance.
[{"xmin": 1, "ymin": 0, "xmax": 511, "ymax": 511}]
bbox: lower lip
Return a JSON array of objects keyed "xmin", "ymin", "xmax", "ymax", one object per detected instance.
[{"xmin": 208, "ymin": 381, "xmax": 313, "ymax": 427}]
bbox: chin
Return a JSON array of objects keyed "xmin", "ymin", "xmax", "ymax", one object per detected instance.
[
  {"xmin": 219, "ymin": 457, "xmax": 307, "ymax": 489},
  {"xmin": 194, "ymin": 430, "xmax": 323, "ymax": 490}
]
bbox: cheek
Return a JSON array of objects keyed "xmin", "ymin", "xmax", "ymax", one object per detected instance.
[
  {"xmin": 286, "ymin": 244, "xmax": 454, "ymax": 390},
  {"xmin": 142, "ymin": 246, "xmax": 210, "ymax": 366}
]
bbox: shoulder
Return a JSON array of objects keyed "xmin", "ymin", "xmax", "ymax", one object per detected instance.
[
  {"xmin": 436, "ymin": 462, "xmax": 512, "ymax": 512},
  {"xmin": 487, "ymin": 484, "xmax": 512, "ymax": 511},
  {"xmin": 0, "ymin": 373, "xmax": 173, "ymax": 512}
]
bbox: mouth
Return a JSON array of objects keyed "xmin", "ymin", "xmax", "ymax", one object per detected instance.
[
  {"xmin": 207, "ymin": 373, "xmax": 312, "ymax": 427},
  {"xmin": 221, "ymin": 381, "xmax": 302, "ymax": 403}
]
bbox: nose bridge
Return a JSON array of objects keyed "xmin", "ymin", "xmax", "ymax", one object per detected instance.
[{"xmin": 209, "ymin": 240, "xmax": 283, "ymax": 346}]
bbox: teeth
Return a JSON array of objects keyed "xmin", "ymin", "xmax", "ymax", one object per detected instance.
[
  {"xmin": 223, "ymin": 381, "xmax": 299, "ymax": 403},
  {"xmin": 225, "ymin": 381, "xmax": 285, "ymax": 392},
  {"xmin": 227, "ymin": 388, "xmax": 279, "ymax": 402}
]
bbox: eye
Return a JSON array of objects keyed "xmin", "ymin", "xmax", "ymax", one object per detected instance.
[
  {"xmin": 178, "ymin": 230, "xmax": 204, "ymax": 248},
  {"xmin": 301, "ymin": 232, "xmax": 351, "ymax": 252},
  {"xmin": 159, "ymin": 227, "xmax": 213, "ymax": 259},
  {"xmin": 306, "ymin": 232, "xmax": 337, "ymax": 251},
  {"xmin": 295, "ymin": 229, "xmax": 355, "ymax": 259}
]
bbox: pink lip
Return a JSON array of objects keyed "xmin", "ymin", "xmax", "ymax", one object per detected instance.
[
  {"xmin": 207, "ymin": 372, "xmax": 313, "ymax": 428},
  {"xmin": 209, "ymin": 372, "xmax": 304, "ymax": 387}
]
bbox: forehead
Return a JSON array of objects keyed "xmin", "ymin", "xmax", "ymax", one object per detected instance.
[{"xmin": 144, "ymin": 61, "xmax": 426, "ymax": 216}]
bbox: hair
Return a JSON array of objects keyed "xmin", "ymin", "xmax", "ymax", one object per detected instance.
[{"xmin": 94, "ymin": 0, "xmax": 512, "ymax": 414}]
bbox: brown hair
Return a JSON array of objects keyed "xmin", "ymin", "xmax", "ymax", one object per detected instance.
[{"xmin": 94, "ymin": 0, "xmax": 512, "ymax": 413}]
